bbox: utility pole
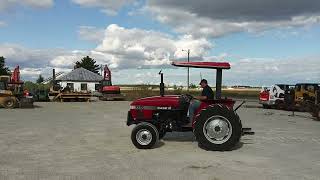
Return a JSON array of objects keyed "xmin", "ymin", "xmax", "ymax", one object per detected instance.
[{"xmin": 182, "ymin": 49, "xmax": 190, "ymax": 92}]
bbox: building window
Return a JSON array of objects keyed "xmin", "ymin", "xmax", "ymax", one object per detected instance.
[
  {"xmin": 67, "ymin": 83, "xmax": 74, "ymax": 91},
  {"xmin": 95, "ymin": 84, "xmax": 100, "ymax": 91},
  {"xmin": 81, "ymin": 83, "xmax": 87, "ymax": 91}
]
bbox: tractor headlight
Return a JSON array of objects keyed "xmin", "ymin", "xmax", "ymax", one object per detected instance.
[{"xmin": 130, "ymin": 105, "xmax": 136, "ymax": 109}]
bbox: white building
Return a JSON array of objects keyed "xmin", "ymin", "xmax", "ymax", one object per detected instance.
[{"xmin": 56, "ymin": 68, "xmax": 103, "ymax": 92}]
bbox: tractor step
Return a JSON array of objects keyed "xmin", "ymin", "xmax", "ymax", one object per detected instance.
[
  {"xmin": 242, "ymin": 127, "xmax": 255, "ymax": 135},
  {"xmin": 242, "ymin": 127, "xmax": 252, "ymax": 131}
]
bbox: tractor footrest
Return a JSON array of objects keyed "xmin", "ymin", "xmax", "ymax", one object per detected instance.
[
  {"xmin": 242, "ymin": 127, "xmax": 252, "ymax": 131},
  {"xmin": 242, "ymin": 127, "xmax": 255, "ymax": 135}
]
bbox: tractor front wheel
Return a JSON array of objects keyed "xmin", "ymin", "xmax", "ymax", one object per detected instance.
[
  {"xmin": 131, "ymin": 122, "xmax": 159, "ymax": 149},
  {"xmin": 194, "ymin": 104, "xmax": 242, "ymax": 151}
]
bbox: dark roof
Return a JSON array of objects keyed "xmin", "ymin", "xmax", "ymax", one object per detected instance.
[{"xmin": 57, "ymin": 68, "xmax": 103, "ymax": 82}]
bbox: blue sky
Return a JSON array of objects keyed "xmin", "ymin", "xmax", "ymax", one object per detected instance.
[{"xmin": 0, "ymin": 0, "xmax": 319, "ymax": 86}]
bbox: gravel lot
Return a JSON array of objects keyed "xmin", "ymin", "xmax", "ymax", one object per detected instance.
[{"xmin": 0, "ymin": 101, "xmax": 320, "ymax": 180}]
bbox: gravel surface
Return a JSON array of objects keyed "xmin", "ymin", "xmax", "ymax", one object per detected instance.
[{"xmin": 0, "ymin": 101, "xmax": 320, "ymax": 180}]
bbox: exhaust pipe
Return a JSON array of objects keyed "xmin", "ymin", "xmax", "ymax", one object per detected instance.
[
  {"xmin": 53, "ymin": 69, "xmax": 56, "ymax": 82},
  {"xmin": 159, "ymin": 70, "xmax": 164, "ymax": 97}
]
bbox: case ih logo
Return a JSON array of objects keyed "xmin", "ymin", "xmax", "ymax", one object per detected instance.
[
  {"xmin": 157, "ymin": 106, "xmax": 172, "ymax": 110},
  {"xmin": 131, "ymin": 105, "xmax": 172, "ymax": 110}
]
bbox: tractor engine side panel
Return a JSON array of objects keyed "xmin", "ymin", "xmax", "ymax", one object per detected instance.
[
  {"xmin": 128, "ymin": 95, "xmax": 181, "ymax": 124},
  {"xmin": 130, "ymin": 109, "xmax": 154, "ymax": 121}
]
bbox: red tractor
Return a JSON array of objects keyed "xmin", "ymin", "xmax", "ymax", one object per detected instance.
[{"xmin": 127, "ymin": 61, "xmax": 254, "ymax": 151}]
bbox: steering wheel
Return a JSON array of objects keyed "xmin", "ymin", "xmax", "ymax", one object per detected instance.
[{"xmin": 181, "ymin": 94, "xmax": 194, "ymax": 103}]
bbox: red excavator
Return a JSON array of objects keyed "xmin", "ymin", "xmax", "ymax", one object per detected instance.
[
  {"xmin": 0, "ymin": 66, "xmax": 34, "ymax": 108},
  {"xmin": 99, "ymin": 65, "xmax": 124, "ymax": 101}
]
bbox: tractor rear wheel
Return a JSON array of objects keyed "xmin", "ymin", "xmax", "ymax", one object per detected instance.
[
  {"xmin": 2, "ymin": 97, "xmax": 16, "ymax": 109},
  {"xmin": 131, "ymin": 122, "xmax": 159, "ymax": 149},
  {"xmin": 194, "ymin": 104, "xmax": 242, "ymax": 151},
  {"xmin": 159, "ymin": 130, "xmax": 166, "ymax": 139}
]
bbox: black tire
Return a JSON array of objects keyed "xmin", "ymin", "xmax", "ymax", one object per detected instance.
[
  {"xmin": 298, "ymin": 105, "xmax": 306, "ymax": 112},
  {"xmin": 314, "ymin": 108, "xmax": 320, "ymax": 120},
  {"xmin": 159, "ymin": 130, "xmax": 166, "ymax": 139},
  {"xmin": 194, "ymin": 104, "xmax": 242, "ymax": 151},
  {"xmin": 262, "ymin": 104, "xmax": 270, "ymax": 109},
  {"xmin": 3, "ymin": 97, "xmax": 16, "ymax": 109},
  {"xmin": 275, "ymin": 100, "xmax": 283, "ymax": 110},
  {"xmin": 131, "ymin": 122, "xmax": 159, "ymax": 149}
]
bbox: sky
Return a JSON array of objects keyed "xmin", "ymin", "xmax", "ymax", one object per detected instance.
[{"xmin": 0, "ymin": 0, "xmax": 319, "ymax": 86}]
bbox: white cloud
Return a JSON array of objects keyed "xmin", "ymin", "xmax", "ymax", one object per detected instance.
[
  {"xmin": 22, "ymin": 0, "xmax": 54, "ymax": 8},
  {"xmin": 78, "ymin": 26, "xmax": 105, "ymax": 43},
  {"xmin": 0, "ymin": 23, "xmax": 213, "ymax": 80},
  {"xmin": 0, "ymin": 44, "xmax": 52, "ymax": 67},
  {"xmin": 224, "ymin": 57, "xmax": 320, "ymax": 86},
  {"xmin": 50, "ymin": 52, "xmax": 86, "ymax": 68},
  {"xmin": 94, "ymin": 24, "xmax": 212, "ymax": 69},
  {"xmin": 19, "ymin": 67, "xmax": 73, "ymax": 81},
  {"xmin": 109, "ymin": 56, "xmax": 320, "ymax": 86},
  {"xmin": 0, "ymin": 44, "xmax": 92, "ymax": 81},
  {"xmin": 71, "ymin": 0, "xmax": 133, "ymax": 15},
  {"xmin": 1, "ymin": 43, "xmax": 319, "ymax": 85},
  {"xmin": 146, "ymin": 0, "xmax": 320, "ymax": 38},
  {"xmin": 0, "ymin": 21, "xmax": 6, "ymax": 27},
  {"xmin": 0, "ymin": 44, "xmax": 94, "ymax": 69},
  {"xmin": 174, "ymin": 35, "xmax": 212, "ymax": 59},
  {"xmin": 0, "ymin": 0, "xmax": 53, "ymax": 12},
  {"xmin": 1, "ymin": 19, "xmax": 319, "ymax": 85}
]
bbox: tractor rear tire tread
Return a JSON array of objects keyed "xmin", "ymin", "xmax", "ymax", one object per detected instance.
[
  {"xmin": 194, "ymin": 104, "xmax": 242, "ymax": 151},
  {"xmin": 159, "ymin": 130, "xmax": 166, "ymax": 139}
]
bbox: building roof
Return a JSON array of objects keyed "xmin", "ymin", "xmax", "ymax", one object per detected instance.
[{"xmin": 57, "ymin": 68, "xmax": 103, "ymax": 82}]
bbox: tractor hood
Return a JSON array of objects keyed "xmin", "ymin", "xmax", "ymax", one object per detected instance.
[{"xmin": 130, "ymin": 95, "xmax": 180, "ymax": 108}]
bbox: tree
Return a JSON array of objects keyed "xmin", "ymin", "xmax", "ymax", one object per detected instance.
[
  {"xmin": 36, "ymin": 74, "xmax": 44, "ymax": 84},
  {"xmin": 75, "ymin": 56, "xmax": 100, "ymax": 74},
  {"xmin": 190, "ymin": 83, "xmax": 197, "ymax": 89},
  {"xmin": 0, "ymin": 56, "xmax": 11, "ymax": 75}
]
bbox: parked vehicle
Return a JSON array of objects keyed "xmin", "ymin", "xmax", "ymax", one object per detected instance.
[
  {"xmin": 0, "ymin": 66, "xmax": 34, "ymax": 108},
  {"xmin": 294, "ymin": 83, "xmax": 319, "ymax": 103},
  {"xmin": 284, "ymin": 83, "xmax": 320, "ymax": 112},
  {"xmin": 259, "ymin": 84, "xmax": 293, "ymax": 109}
]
